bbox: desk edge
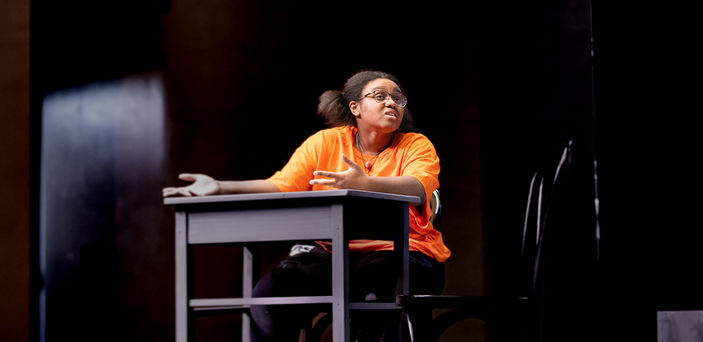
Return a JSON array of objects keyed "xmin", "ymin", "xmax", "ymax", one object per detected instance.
[{"xmin": 163, "ymin": 189, "xmax": 420, "ymax": 206}]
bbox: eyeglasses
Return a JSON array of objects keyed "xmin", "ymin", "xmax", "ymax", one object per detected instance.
[{"xmin": 362, "ymin": 90, "xmax": 408, "ymax": 108}]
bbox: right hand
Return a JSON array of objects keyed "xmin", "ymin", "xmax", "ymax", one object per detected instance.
[{"xmin": 162, "ymin": 173, "xmax": 220, "ymax": 197}]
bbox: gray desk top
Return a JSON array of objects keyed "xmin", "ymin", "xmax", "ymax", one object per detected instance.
[{"xmin": 164, "ymin": 189, "xmax": 420, "ymax": 206}]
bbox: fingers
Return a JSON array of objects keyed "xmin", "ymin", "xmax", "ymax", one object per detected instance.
[
  {"xmin": 309, "ymin": 178, "xmax": 335, "ymax": 186},
  {"xmin": 312, "ymin": 170, "xmax": 340, "ymax": 179},
  {"xmin": 179, "ymin": 173, "xmax": 197, "ymax": 181},
  {"xmin": 163, "ymin": 174, "xmax": 195, "ymax": 197},
  {"xmin": 162, "ymin": 187, "xmax": 193, "ymax": 197},
  {"xmin": 310, "ymin": 170, "xmax": 342, "ymax": 188},
  {"xmin": 310, "ymin": 154, "xmax": 365, "ymax": 189},
  {"xmin": 311, "ymin": 154, "xmax": 358, "ymax": 179},
  {"xmin": 341, "ymin": 154, "xmax": 361, "ymax": 171},
  {"xmin": 178, "ymin": 188, "xmax": 193, "ymax": 197},
  {"xmin": 164, "ymin": 173, "xmax": 211, "ymax": 197}
]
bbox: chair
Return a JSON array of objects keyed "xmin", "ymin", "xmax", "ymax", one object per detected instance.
[
  {"xmin": 429, "ymin": 188, "xmax": 443, "ymax": 229},
  {"xmin": 396, "ymin": 140, "xmax": 574, "ymax": 342}
]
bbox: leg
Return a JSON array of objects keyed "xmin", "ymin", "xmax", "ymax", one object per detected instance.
[
  {"xmin": 250, "ymin": 244, "xmax": 332, "ymax": 342},
  {"xmin": 350, "ymin": 251, "xmax": 445, "ymax": 342}
]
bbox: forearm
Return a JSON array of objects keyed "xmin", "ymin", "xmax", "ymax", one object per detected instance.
[
  {"xmin": 216, "ymin": 179, "xmax": 280, "ymax": 194},
  {"xmin": 362, "ymin": 176, "xmax": 426, "ymax": 204}
]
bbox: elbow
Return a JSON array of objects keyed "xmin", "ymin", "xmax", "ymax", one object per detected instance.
[
  {"xmin": 414, "ymin": 180, "xmax": 427, "ymax": 205},
  {"xmin": 418, "ymin": 193, "xmax": 426, "ymax": 205}
]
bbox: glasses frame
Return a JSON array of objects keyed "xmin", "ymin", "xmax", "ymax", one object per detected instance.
[{"xmin": 362, "ymin": 89, "xmax": 408, "ymax": 108}]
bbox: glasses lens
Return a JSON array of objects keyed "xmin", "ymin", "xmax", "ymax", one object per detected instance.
[
  {"xmin": 373, "ymin": 91, "xmax": 388, "ymax": 102},
  {"xmin": 392, "ymin": 93, "xmax": 407, "ymax": 107}
]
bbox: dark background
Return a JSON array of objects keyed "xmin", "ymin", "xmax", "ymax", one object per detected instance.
[{"xmin": 1, "ymin": 0, "xmax": 700, "ymax": 341}]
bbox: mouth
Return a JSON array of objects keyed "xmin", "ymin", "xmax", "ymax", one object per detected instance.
[{"xmin": 384, "ymin": 110, "xmax": 399, "ymax": 119}]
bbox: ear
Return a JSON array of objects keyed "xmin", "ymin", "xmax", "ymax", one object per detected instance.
[{"xmin": 349, "ymin": 101, "xmax": 361, "ymax": 118}]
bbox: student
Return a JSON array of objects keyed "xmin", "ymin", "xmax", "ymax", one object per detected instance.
[{"xmin": 163, "ymin": 69, "xmax": 450, "ymax": 341}]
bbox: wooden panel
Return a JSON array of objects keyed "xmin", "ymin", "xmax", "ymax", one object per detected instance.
[{"xmin": 0, "ymin": 0, "xmax": 30, "ymax": 340}]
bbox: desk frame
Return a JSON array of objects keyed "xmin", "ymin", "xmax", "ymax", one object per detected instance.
[{"xmin": 165, "ymin": 190, "xmax": 418, "ymax": 342}]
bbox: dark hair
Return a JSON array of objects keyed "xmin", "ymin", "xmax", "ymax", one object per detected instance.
[{"xmin": 317, "ymin": 70, "xmax": 415, "ymax": 132}]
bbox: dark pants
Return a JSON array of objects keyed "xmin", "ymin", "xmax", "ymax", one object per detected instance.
[{"xmin": 250, "ymin": 244, "xmax": 445, "ymax": 341}]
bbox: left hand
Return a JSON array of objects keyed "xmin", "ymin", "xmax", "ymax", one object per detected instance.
[{"xmin": 309, "ymin": 154, "xmax": 369, "ymax": 189}]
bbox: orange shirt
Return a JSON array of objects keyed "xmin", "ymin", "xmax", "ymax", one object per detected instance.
[{"xmin": 267, "ymin": 126, "xmax": 451, "ymax": 262}]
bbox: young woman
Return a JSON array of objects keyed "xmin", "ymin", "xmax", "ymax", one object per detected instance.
[{"xmin": 163, "ymin": 70, "xmax": 450, "ymax": 341}]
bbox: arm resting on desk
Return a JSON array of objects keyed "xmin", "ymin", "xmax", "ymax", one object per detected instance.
[
  {"xmin": 217, "ymin": 179, "xmax": 280, "ymax": 194},
  {"xmin": 163, "ymin": 173, "xmax": 279, "ymax": 197}
]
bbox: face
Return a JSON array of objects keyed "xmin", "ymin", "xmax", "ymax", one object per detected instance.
[{"xmin": 349, "ymin": 78, "xmax": 406, "ymax": 134}]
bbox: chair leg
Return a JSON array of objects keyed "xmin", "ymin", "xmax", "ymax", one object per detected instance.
[
  {"xmin": 402, "ymin": 309, "xmax": 435, "ymax": 342},
  {"xmin": 402, "ymin": 312, "xmax": 415, "ymax": 342}
]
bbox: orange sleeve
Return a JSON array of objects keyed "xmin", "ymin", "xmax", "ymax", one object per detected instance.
[
  {"xmin": 266, "ymin": 131, "xmax": 321, "ymax": 192},
  {"xmin": 399, "ymin": 134, "xmax": 441, "ymax": 208},
  {"xmin": 398, "ymin": 134, "xmax": 450, "ymax": 262}
]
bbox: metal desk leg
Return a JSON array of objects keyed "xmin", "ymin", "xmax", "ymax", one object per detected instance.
[
  {"xmin": 242, "ymin": 247, "xmax": 253, "ymax": 342},
  {"xmin": 331, "ymin": 204, "xmax": 349, "ymax": 342},
  {"xmin": 397, "ymin": 203, "xmax": 410, "ymax": 295},
  {"xmin": 175, "ymin": 211, "xmax": 188, "ymax": 342}
]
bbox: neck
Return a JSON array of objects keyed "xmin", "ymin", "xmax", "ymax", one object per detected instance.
[{"xmin": 356, "ymin": 129, "xmax": 395, "ymax": 155}]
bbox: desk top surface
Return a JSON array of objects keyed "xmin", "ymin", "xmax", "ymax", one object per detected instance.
[{"xmin": 164, "ymin": 189, "xmax": 420, "ymax": 206}]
